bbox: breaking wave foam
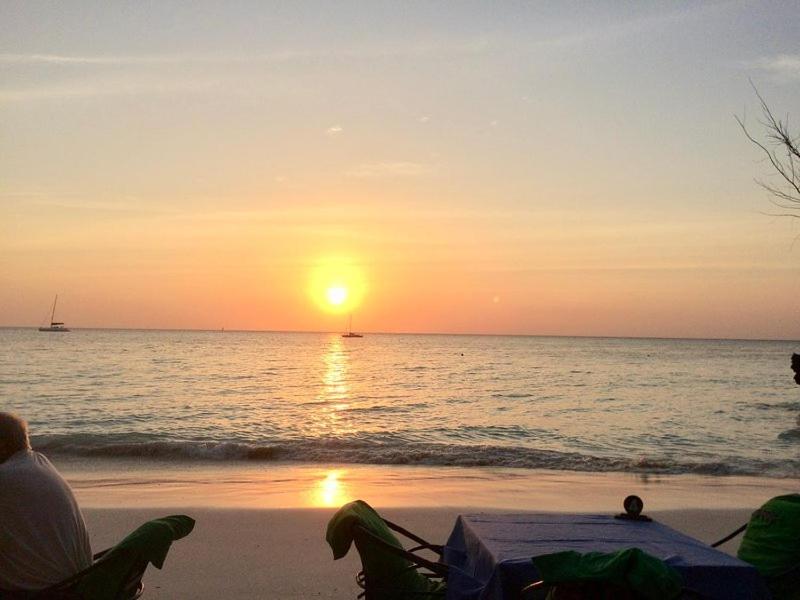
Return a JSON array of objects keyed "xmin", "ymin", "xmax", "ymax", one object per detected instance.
[{"xmin": 31, "ymin": 433, "xmax": 798, "ymax": 478}]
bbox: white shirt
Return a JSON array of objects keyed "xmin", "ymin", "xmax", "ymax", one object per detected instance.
[{"xmin": 0, "ymin": 450, "xmax": 92, "ymax": 591}]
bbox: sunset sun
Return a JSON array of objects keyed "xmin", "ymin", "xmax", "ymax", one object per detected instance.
[
  {"xmin": 326, "ymin": 286, "xmax": 348, "ymax": 306},
  {"xmin": 308, "ymin": 258, "xmax": 367, "ymax": 315}
]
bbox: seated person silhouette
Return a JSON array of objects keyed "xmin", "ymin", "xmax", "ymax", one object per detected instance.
[{"xmin": 0, "ymin": 412, "xmax": 92, "ymax": 592}]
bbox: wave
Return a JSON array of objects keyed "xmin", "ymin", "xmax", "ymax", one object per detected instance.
[
  {"xmin": 753, "ymin": 401, "xmax": 800, "ymax": 412},
  {"xmin": 30, "ymin": 433, "xmax": 799, "ymax": 478},
  {"xmin": 778, "ymin": 428, "xmax": 800, "ymax": 441}
]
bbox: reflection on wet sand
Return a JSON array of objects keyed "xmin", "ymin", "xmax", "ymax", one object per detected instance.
[
  {"xmin": 61, "ymin": 460, "xmax": 797, "ymax": 511},
  {"xmin": 313, "ymin": 469, "xmax": 350, "ymax": 507}
]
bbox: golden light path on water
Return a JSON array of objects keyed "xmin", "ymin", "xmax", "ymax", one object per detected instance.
[
  {"xmin": 319, "ymin": 335, "xmax": 355, "ymax": 438},
  {"xmin": 309, "ymin": 336, "xmax": 356, "ymax": 507}
]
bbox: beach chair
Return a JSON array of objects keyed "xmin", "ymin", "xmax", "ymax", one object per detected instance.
[
  {"xmin": 326, "ymin": 500, "xmax": 447, "ymax": 599},
  {"xmin": 732, "ymin": 494, "xmax": 800, "ymax": 600},
  {"xmin": 1, "ymin": 515, "xmax": 195, "ymax": 600}
]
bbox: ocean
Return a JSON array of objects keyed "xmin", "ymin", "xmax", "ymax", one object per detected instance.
[{"xmin": 2, "ymin": 328, "xmax": 799, "ymax": 479}]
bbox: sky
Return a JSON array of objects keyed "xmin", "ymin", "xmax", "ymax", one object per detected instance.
[{"xmin": 2, "ymin": 1, "xmax": 800, "ymax": 339}]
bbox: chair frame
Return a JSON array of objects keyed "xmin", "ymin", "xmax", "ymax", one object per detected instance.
[
  {"xmin": 352, "ymin": 517, "xmax": 448, "ymax": 599},
  {"xmin": 2, "ymin": 549, "xmax": 146, "ymax": 600},
  {"xmin": 710, "ymin": 524, "xmax": 747, "ymax": 548}
]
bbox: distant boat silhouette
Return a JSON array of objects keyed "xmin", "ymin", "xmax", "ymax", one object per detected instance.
[
  {"xmin": 39, "ymin": 295, "xmax": 70, "ymax": 332},
  {"xmin": 342, "ymin": 314, "xmax": 363, "ymax": 338}
]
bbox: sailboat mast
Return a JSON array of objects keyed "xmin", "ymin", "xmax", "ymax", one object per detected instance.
[
  {"xmin": 51, "ymin": 295, "xmax": 58, "ymax": 324},
  {"xmin": 348, "ymin": 314, "xmax": 352, "ymax": 333}
]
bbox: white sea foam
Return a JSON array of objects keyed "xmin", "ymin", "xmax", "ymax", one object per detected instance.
[{"xmin": 29, "ymin": 433, "xmax": 799, "ymax": 476}]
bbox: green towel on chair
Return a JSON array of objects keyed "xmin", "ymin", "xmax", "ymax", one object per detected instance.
[
  {"xmin": 737, "ymin": 494, "xmax": 800, "ymax": 600},
  {"xmin": 738, "ymin": 494, "xmax": 800, "ymax": 578},
  {"xmin": 326, "ymin": 500, "xmax": 443, "ymax": 599},
  {"xmin": 532, "ymin": 548, "xmax": 682, "ymax": 600},
  {"xmin": 75, "ymin": 515, "xmax": 195, "ymax": 600}
]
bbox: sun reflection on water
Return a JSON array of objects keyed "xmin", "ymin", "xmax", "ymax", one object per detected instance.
[
  {"xmin": 316, "ymin": 335, "xmax": 357, "ymax": 437},
  {"xmin": 323, "ymin": 336, "xmax": 348, "ymax": 403}
]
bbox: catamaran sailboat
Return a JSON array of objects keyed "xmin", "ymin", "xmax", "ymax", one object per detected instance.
[
  {"xmin": 39, "ymin": 295, "xmax": 70, "ymax": 332},
  {"xmin": 342, "ymin": 314, "xmax": 363, "ymax": 338}
]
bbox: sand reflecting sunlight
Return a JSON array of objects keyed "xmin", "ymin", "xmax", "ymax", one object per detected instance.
[{"xmin": 313, "ymin": 469, "xmax": 350, "ymax": 508}]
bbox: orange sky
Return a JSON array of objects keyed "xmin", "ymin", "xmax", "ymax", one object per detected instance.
[
  {"xmin": 4, "ymin": 196, "xmax": 799, "ymax": 338},
  {"xmin": 2, "ymin": 2, "xmax": 800, "ymax": 339}
]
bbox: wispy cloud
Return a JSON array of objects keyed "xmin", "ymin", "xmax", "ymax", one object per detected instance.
[
  {"xmin": 0, "ymin": 51, "xmax": 318, "ymax": 66},
  {"xmin": 0, "ymin": 36, "xmax": 496, "ymax": 67},
  {"xmin": 0, "ymin": 193, "xmax": 177, "ymax": 215},
  {"xmin": 346, "ymin": 161, "xmax": 432, "ymax": 178},
  {"xmin": 0, "ymin": 42, "xmax": 490, "ymax": 68},
  {"xmin": 746, "ymin": 54, "xmax": 800, "ymax": 81},
  {"xmin": 325, "ymin": 125, "xmax": 343, "ymax": 136},
  {"xmin": 0, "ymin": 6, "xmax": 733, "ymax": 105},
  {"xmin": 0, "ymin": 53, "xmax": 180, "ymax": 65},
  {"xmin": 0, "ymin": 7, "xmax": 714, "ymax": 71},
  {"xmin": 0, "ymin": 73, "xmax": 241, "ymax": 102}
]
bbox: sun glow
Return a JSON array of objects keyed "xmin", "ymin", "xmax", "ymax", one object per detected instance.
[
  {"xmin": 308, "ymin": 258, "xmax": 367, "ymax": 315},
  {"xmin": 326, "ymin": 285, "xmax": 348, "ymax": 306}
]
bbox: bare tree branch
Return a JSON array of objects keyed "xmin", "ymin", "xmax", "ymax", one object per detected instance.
[{"xmin": 737, "ymin": 83, "xmax": 800, "ymax": 216}]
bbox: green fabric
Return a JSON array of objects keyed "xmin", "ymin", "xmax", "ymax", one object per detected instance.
[
  {"xmin": 532, "ymin": 548, "xmax": 682, "ymax": 600},
  {"xmin": 74, "ymin": 515, "xmax": 195, "ymax": 599},
  {"xmin": 326, "ymin": 500, "xmax": 443, "ymax": 599},
  {"xmin": 738, "ymin": 494, "xmax": 800, "ymax": 579}
]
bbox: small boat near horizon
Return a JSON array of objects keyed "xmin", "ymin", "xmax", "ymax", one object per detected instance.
[
  {"xmin": 39, "ymin": 295, "xmax": 70, "ymax": 332},
  {"xmin": 342, "ymin": 314, "xmax": 363, "ymax": 338}
]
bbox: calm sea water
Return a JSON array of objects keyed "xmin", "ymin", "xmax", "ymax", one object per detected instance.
[{"xmin": 1, "ymin": 328, "xmax": 799, "ymax": 477}]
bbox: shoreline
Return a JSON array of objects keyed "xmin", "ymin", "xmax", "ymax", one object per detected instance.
[{"xmin": 56, "ymin": 458, "xmax": 798, "ymax": 511}]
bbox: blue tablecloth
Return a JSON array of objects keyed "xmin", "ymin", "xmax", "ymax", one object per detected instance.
[{"xmin": 443, "ymin": 513, "xmax": 770, "ymax": 599}]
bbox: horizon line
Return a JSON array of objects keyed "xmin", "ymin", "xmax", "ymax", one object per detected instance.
[{"xmin": 1, "ymin": 325, "xmax": 798, "ymax": 344}]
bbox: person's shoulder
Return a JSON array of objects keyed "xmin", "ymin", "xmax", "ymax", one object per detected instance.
[
  {"xmin": 0, "ymin": 448, "xmax": 31, "ymax": 465},
  {"xmin": 0, "ymin": 450, "xmax": 66, "ymax": 490},
  {"xmin": 29, "ymin": 450, "xmax": 52, "ymax": 463},
  {"xmin": 0, "ymin": 449, "xmax": 32, "ymax": 481},
  {"xmin": 27, "ymin": 450, "xmax": 62, "ymax": 473},
  {"xmin": 0, "ymin": 449, "xmax": 52, "ymax": 473}
]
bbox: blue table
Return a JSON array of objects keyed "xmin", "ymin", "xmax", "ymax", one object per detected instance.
[{"xmin": 443, "ymin": 513, "xmax": 770, "ymax": 599}]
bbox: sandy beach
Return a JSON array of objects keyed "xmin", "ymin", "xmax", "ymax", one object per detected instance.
[
  {"xmin": 67, "ymin": 462, "xmax": 798, "ymax": 599},
  {"xmin": 82, "ymin": 506, "xmax": 757, "ymax": 599}
]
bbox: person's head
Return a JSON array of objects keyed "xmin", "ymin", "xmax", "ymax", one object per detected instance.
[
  {"xmin": 792, "ymin": 354, "xmax": 800, "ymax": 386},
  {"xmin": 0, "ymin": 412, "xmax": 31, "ymax": 463}
]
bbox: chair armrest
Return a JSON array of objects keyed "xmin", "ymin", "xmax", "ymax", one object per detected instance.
[
  {"xmin": 353, "ymin": 524, "xmax": 450, "ymax": 578},
  {"xmin": 383, "ymin": 519, "xmax": 443, "ymax": 557},
  {"xmin": 92, "ymin": 548, "xmax": 111, "ymax": 561}
]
